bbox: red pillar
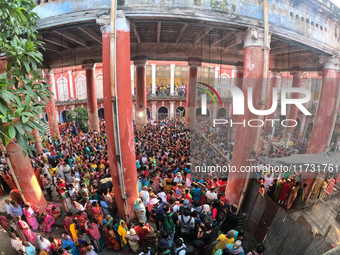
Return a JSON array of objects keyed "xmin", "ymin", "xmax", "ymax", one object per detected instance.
[
  {"xmin": 304, "ymin": 57, "xmax": 340, "ymax": 199},
  {"xmin": 135, "ymin": 58, "xmax": 147, "ymax": 130},
  {"xmin": 98, "ymin": 21, "xmax": 124, "ymax": 217},
  {"xmin": 265, "ymin": 70, "xmax": 281, "ymax": 133},
  {"xmin": 83, "ymin": 61, "xmax": 100, "ymax": 132},
  {"xmin": 185, "ymin": 58, "xmax": 201, "ymax": 129},
  {"xmin": 229, "ymin": 67, "xmax": 243, "ymax": 142},
  {"xmin": 225, "ymin": 27, "xmax": 270, "ymax": 205},
  {"xmin": 6, "ymin": 142, "xmax": 47, "ymax": 209},
  {"xmin": 116, "ymin": 12, "xmax": 138, "ymax": 219},
  {"xmin": 45, "ymin": 71, "xmax": 60, "ymax": 139},
  {"xmin": 32, "ymin": 129, "xmax": 43, "ymax": 155},
  {"xmin": 284, "ymin": 70, "xmax": 302, "ymax": 137}
]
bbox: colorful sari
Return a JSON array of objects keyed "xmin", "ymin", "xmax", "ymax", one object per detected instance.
[
  {"xmin": 10, "ymin": 189, "xmax": 24, "ymax": 207},
  {"xmin": 76, "ymin": 212, "xmax": 88, "ymax": 229},
  {"xmin": 285, "ymin": 186, "xmax": 299, "ymax": 209},
  {"xmin": 19, "ymin": 220, "xmax": 37, "ymax": 243},
  {"xmin": 104, "ymin": 228, "xmax": 121, "ymax": 251},
  {"xmin": 91, "ymin": 204, "xmax": 103, "ymax": 227},
  {"xmin": 85, "ymin": 202, "xmax": 94, "ymax": 221},
  {"xmin": 63, "ymin": 216, "xmax": 74, "ymax": 237},
  {"xmin": 43, "ymin": 214, "xmax": 55, "ymax": 233},
  {"xmin": 24, "ymin": 207, "xmax": 39, "ymax": 231},
  {"xmin": 133, "ymin": 198, "xmax": 147, "ymax": 223},
  {"xmin": 70, "ymin": 223, "xmax": 79, "ymax": 245},
  {"xmin": 118, "ymin": 220, "xmax": 129, "ymax": 251},
  {"xmin": 62, "ymin": 236, "xmax": 80, "ymax": 255}
]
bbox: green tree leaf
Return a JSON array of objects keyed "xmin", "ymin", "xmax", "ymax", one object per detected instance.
[{"xmin": 7, "ymin": 124, "xmax": 16, "ymax": 139}]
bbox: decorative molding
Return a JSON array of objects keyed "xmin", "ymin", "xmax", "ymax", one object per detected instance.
[
  {"xmin": 319, "ymin": 55, "xmax": 340, "ymax": 70},
  {"xmin": 243, "ymin": 27, "xmax": 271, "ymax": 49}
]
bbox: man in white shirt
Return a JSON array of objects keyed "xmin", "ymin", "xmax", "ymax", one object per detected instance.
[
  {"xmin": 56, "ymin": 162, "xmax": 65, "ymax": 180},
  {"xmin": 5, "ymin": 199, "xmax": 15, "ymax": 219},
  {"xmin": 174, "ymin": 172, "xmax": 183, "ymax": 184},
  {"xmin": 10, "ymin": 233, "xmax": 25, "ymax": 253},
  {"xmin": 142, "ymin": 155, "xmax": 148, "ymax": 164},
  {"xmin": 206, "ymin": 186, "xmax": 218, "ymax": 201}
]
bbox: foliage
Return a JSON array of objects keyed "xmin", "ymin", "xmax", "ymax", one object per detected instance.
[
  {"xmin": 66, "ymin": 107, "xmax": 89, "ymax": 132},
  {"xmin": 0, "ymin": 0, "xmax": 52, "ymax": 156}
]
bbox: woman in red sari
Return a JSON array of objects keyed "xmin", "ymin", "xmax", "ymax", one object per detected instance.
[
  {"xmin": 49, "ymin": 236, "xmax": 62, "ymax": 254},
  {"xmin": 63, "ymin": 212, "xmax": 74, "ymax": 237},
  {"xmin": 104, "ymin": 225, "xmax": 121, "ymax": 251},
  {"xmin": 91, "ymin": 201, "xmax": 103, "ymax": 227},
  {"xmin": 0, "ymin": 172, "xmax": 16, "ymax": 190},
  {"xmin": 75, "ymin": 211, "xmax": 88, "ymax": 229}
]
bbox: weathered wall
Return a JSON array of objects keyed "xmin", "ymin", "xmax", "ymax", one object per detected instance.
[{"xmin": 35, "ymin": 0, "xmax": 340, "ymax": 55}]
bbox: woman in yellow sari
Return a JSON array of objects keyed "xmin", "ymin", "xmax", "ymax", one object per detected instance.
[
  {"xmin": 118, "ymin": 220, "xmax": 130, "ymax": 252},
  {"xmin": 69, "ymin": 218, "xmax": 79, "ymax": 245}
]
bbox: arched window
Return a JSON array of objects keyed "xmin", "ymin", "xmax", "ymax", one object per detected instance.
[
  {"xmin": 96, "ymin": 74, "xmax": 103, "ymax": 99},
  {"xmin": 75, "ymin": 74, "xmax": 87, "ymax": 100},
  {"xmin": 219, "ymin": 72, "xmax": 231, "ymax": 97},
  {"xmin": 57, "ymin": 76, "xmax": 68, "ymax": 101}
]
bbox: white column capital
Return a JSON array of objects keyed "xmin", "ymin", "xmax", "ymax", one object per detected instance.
[
  {"xmin": 215, "ymin": 66, "xmax": 220, "ymax": 71},
  {"xmin": 319, "ymin": 55, "xmax": 340, "ymax": 70},
  {"xmin": 170, "ymin": 64, "xmax": 176, "ymax": 69},
  {"xmin": 67, "ymin": 70, "xmax": 72, "ymax": 74},
  {"xmin": 96, "ymin": 15, "xmax": 110, "ymax": 33},
  {"xmin": 243, "ymin": 27, "xmax": 271, "ymax": 49},
  {"xmin": 169, "ymin": 101, "xmax": 176, "ymax": 104},
  {"xmin": 151, "ymin": 101, "xmax": 158, "ymax": 105}
]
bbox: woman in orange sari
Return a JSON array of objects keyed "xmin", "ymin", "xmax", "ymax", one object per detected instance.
[
  {"xmin": 84, "ymin": 197, "xmax": 94, "ymax": 222},
  {"xmin": 34, "ymin": 167, "xmax": 43, "ymax": 189},
  {"xmin": 91, "ymin": 201, "xmax": 103, "ymax": 227},
  {"xmin": 104, "ymin": 225, "xmax": 121, "ymax": 251}
]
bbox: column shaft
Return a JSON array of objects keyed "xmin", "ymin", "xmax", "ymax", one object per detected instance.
[
  {"xmin": 170, "ymin": 64, "xmax": 175, "ymax": 95},
  {"xmin": 116, "ymin": 12, "xmax": 138, "ymax": 219},
  {"xmin": 6, "ymin": 143, "xmax": 47, "ymax": 209},
  {"xmin": 170, "ymin": 101, "xmax": 175, "ymax": 119},
  {"xmin": 151, "ymin": 64, "xmax": 156, "ymax": 95},
  {"xmin": 131, "ymin": 65, "xmax": 135, "ymax": 95},
  {"xmin": 151, "ymin": 102, "xmax": 157, "ymax": 120},
  {"xmin": 265, "ymin": 72, "xmax": 280, "ymax": 133},
  {"xmin": 33, "ymin": 129, "xmax": 43, "ymax": 155},
  {"xmin": 100, "ymin": 22, "xmax": 123, "ymax": 218},
  {"xmin": 225, "ymin": 28, "xmax": 270, "ymax": 205},
  {"xmin": 185, "ymin": 59, "xmax": 200, "ymax": 129},
  {"xmin": 84, "ymin": 65, "xmax": 100, "ymax": 132},
  {"xmin": 285, "ymin": 72, "xmax": 302, "ymax": 136},
  {"xmin": 46, "ymin": 71, "xmax": 60, "ymax": 138},
  {"xmin": 135, "ymin": 63, "xmax": 147, "ymax": 130},
  {"xmin": 304, "ymin": 60, "xmax": 340, "ymax": 200}
]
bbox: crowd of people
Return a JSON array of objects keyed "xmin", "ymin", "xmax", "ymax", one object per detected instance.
[{"xmin": 0, "ymin": 117, "xmax": 269, "ymax": 255}]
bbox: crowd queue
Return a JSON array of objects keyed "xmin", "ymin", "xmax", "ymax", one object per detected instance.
[{"xmin": 0, "ymin": 118, "xmax": 269, "ymax": 255}]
